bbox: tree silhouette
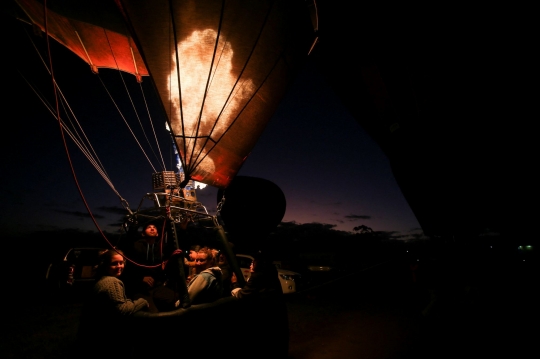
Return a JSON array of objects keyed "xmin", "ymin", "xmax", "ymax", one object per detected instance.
[{"xmin": 353, "ymin": 225, "xmax": 373, "ymax": 233}]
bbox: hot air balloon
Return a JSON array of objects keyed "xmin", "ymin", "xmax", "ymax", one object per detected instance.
[
  {"xmin": 8, "ymin": 0, "xmax": 317, "ymax": 242},
  {"xmin": 6, "ymin": 0, "xmax": 318, "ymax": 355},
  {"xmin": 11, "ymin": 0, "xmax": 317, "ymax": 185}
]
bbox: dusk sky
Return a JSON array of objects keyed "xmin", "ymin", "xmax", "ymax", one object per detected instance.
[{"xmin": 1, "ymin": 15, "xmax": 422, "ymax": 240}]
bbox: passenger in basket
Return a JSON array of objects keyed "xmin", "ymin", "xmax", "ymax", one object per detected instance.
[
  {"xmin": 123, "ymin": 222, "xmax": 171, "ymax": 312},
  {"xmin": 218, "ymin": 250, "xmax": 234, "ymax": 297},
  {"xmin": 77, "ymin": 248, "xmax": 149, "ymax": 359},
  {"xmin": 186, "ymin": 247, "xmax": 223, "ymax": 304},
  {"xmin": 184, "ymin": 244, "xmax": 201, "ymax": 283},
  {"xmin": 231, "ymin": 251, "xmax": 283, "ymax": 299},
  {"xmin": 230, "ymin": 251, "xmax": 289, "ymax": 358}
]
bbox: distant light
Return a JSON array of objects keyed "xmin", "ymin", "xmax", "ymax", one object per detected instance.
[{"xmin": 195, "ymin": 181, "xmax": 207, "ymax": 190}]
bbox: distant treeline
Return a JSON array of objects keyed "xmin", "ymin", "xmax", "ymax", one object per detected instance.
[{"xmin": 9, "ymin": 222, "xmax": 418, "ymax": 282}]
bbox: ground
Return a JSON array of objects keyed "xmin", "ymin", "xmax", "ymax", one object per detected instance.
[{"xmin": 2, "ymin": 245, "xmax": 537, "ymax": 359}]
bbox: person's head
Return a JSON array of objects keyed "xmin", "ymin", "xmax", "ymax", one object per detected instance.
[
  {"xmin": 142, "ymin": 223, "xmax": 159, "ymax": 238},
  {"xmin": 218, "ymin": 252, "xmax": 227, "ymax": 266},
  {"xmin": 251, "ymin": 251, "xmax": 274, "ymax": 273},
  {"xmin": 195, "ymin": 247, "xmax": 217, "ymax": 272},
  {"xmin": 96, "ymin": 248, "xmax": 125, "ymax": 278},
  {"xmin": 189, "ymin": 244, "xmax": 201, "ymax": 260}
]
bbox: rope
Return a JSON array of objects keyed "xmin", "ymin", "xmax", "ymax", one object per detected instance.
[
  {"xmin": 21, "ymin": 15, "xmax": 165, "ymax": 178},
  {"xmin": 42, "ymin": 0, "xmax": 117, "ymax": 251},
  {"xmin": 96, "ymin": 76, "xmax": 157, "ymax": 173},
  {"xmin": 100, "ymin": 28, "xmax": 163, "ymax": 173},
  {"xmin": 16, "ymin": 65, "xmax": 125, "ymax": 201},
  {"xmin": 17, "ymin": 25, "xmax": 115, "ymax": 184},
  {"xmin": 168, "ymin": 0, "xmax": 187, "ymax": 173},
  {"xmin": 139, "ymin": 81, "xmax": 167, "ymax": 171},
  {"xmin": 17, "ymin": 20, "xmax": 136, "ymax": 205},
  {"xmin": 24, "ymin": 3, "xmax": 188, "ymax": 258},
  {"xmin": 186, "ymin": 0, "xmax": 227, "ymax": 172}
]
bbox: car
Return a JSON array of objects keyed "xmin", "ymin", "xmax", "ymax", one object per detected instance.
[
  {"xmin": 307, "ymin": 265, "xmax": 333, "ymax": 272},
  {"xmin": 46, "ymin": 247, "xmax": 106, "ymax": 290},
  {"xmin": 235, "ymin": 254, "xmax": 302, "ymax": 294}
]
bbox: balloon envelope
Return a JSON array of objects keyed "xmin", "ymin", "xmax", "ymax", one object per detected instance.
[{"xmin": 14, "ymin": 0, "xmax": 317, "ymax": 189}]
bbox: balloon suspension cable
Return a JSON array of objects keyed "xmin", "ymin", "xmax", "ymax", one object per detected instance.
[
  {"xmin": 138, "ymin": 81, "xmax": 167, "ymax": 171},
  {"xmin": 114, "ymin": 68, "xmax": 164, "ymax": 170},
  {"xmin": 120, "ymin": 198, "xmax": 133, "ymax": 215},
  {"xmin": 42, "ymin": 1, "xmax": 115, "ymax": 250},
  {"xmin": 17, "ymin": 23, "xmax": 127, "ymax": 200},
  {"xmin": 103, "ymin": 27, "xmax": 166, "ymax": 172},
  {"xmin": 21, "ymin": 72, "xmax": 120, "ymax": 198},
  {"xmin": 19, "ymin": 23, "xmax": 132, "ymax": 215},
  {"xmin": 96, "ymin": 76, "xmax": 157, "ymax": 173},
  {"xmin": 168, "ymin": 0, "xmax": 187, "ymax": 165}
]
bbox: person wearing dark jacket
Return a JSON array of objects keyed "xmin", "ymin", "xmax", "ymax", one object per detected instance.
[
  {"xmin": 230, "ymin": 252, "xmax": 283, "ymax": 299},
  {"xmin": 77, "ymin": 248, "xmax": 148, "ymax": 359},
  {"xmin": 123, "ymin": 222, "xmax": 171, "ymax": 312},
  {"xmin": 230, "ymin": 251, "xmax": 289, "ymax": 358},
  {"xmin": 218, "ymin": 251, "xmax": 234, "ymax": 297}
]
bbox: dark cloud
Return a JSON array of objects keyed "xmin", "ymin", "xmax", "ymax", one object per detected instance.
[
  {"xmin": 43, "ymin": 200, "xmax": 65, "ymax": 208},
  {"xmin": 308, "ymin": 199, "xmax": 342, "ymax": 206},
  {"xmin": 96, "ymin": 206, "xmax": 129, "ymax": 214},
  {"xmin": 345, "ymin": 214, "xmax": 371, "ymax": 220},
  {"xmin": 35, "ymin": 223, "xmax": 64, "ymax": 231},
  {"xmin": 288, "ymin": 222, "xmax": 339, "ymax": 232},
  {"xmin": 54, "ymin": 209, "xmax": 105, "ymax": 219},
  {"xmin": 105, "ymin": 224, "xmax": 126, "ymax": 232},
  {"xmin": 371, "ymin": 230, "xmax": 402, "ymax": 240}
]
